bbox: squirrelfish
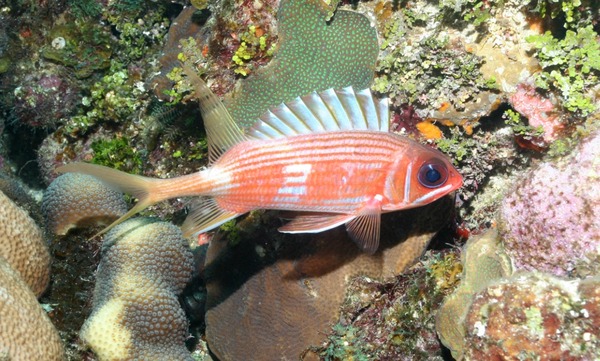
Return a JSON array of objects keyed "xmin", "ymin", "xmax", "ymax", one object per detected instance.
[{"xmin": 58, "ymin": 69, "xmax": 462, "ymax": 253}]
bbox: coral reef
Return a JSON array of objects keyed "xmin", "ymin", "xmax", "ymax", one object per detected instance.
[
  {"xmin": 41, "ymin": 173, "xmax": 128, "ymax": 236},
  {"xmin": 0, "ymin": 190, "xmax": 50, "ymax": 297},
  {"xmin": 41, "ymin": 21, "xmax": 113, "ymax": 79},
  {"xmin": 500, "ymin": 130, "xmax": 600, "ymax": 277},
  {"xmin": 0, "ymin": 258, "xmax": 65, "ymax": 361},
  {"xmin": 463, "ymin": 272, "xmax": 600, "ymax": 360},
  {"xmin": 80, "ymin": 218, "xmax": 194, "ymax": 361},
  {"xmin": 204, "ymin": 197, "xmax": 455, "ymax": 360}
]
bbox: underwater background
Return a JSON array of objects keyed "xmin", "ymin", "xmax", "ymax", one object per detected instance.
[{"xmin": 0, "ymin": 0, "xmax": 598, "ymax": 360}]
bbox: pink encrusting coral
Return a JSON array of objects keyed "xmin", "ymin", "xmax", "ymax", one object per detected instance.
[
  {"xmin": 500, "ymin": 130, "xmax": 600, "ymax": 276},
  {"xmin": 510, "ymin": 85, "xmax": 563, "ymax": 142}
]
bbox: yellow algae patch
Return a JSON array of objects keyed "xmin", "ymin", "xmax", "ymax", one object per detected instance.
[{"xmin": 416, "ymin": 121, "xmax": 443, "ymax": 140}]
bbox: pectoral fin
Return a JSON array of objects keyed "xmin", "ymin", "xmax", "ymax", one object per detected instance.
[
  {"xmin": 278, "ymin": 213, "xmax": 356, "ymax": 233},
  {"xmin": 345, "ymin": 198, "xmax": 383, "ymax": 254}
]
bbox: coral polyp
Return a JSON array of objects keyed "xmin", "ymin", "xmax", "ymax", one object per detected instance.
[{"xmin": 42, "ymin": 173, "xmax": 127, "ymax": 236}]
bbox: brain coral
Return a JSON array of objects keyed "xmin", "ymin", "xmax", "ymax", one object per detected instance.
[
  {"xmin": 224, "ymin": 0, "xmax": 379, "ymax": 126},
  {"xmin": 42, "ymin": 173, "xmax": 127, "ymax": 235},
  {"xmin": 0, "ymin": 190, "xmax": 50, "ymax": 297},
  {"xmin": 0, "ymin": 258, "xmax": 65, "ymax": 360},
  {"xmin": 499, "ymin": 130, "xmax": 600, "ymax": 276},
  {"xmin": 80, "ymin": 217, "xmax": 194, "ymax": 361}
]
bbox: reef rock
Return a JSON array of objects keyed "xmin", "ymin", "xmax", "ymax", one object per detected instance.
[{"xmin": 463, "ymin": 272, "xmax": 600, "ymax": 360}]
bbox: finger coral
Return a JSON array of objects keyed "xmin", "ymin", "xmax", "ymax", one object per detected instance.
[
  {"xmin": 0, "ymin": 190, "xmax": 50, "ymax": 297},
  {"xmin": 42, "ymin": 173, "xmax": 128, "ymax": 236},
  {"xmin": 0, "ymin": 258, "xmax": 65, "ymax": 361},
  {"xmin": 80, "ymin": 218, "xmax": 194, "ymax": 361},
  {"xmin": 499, "ymin": 130, "xmax": 600, "ymax": 277}
]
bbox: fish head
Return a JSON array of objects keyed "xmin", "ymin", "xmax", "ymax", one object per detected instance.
[{"xmin": 385, "ymin": 143, "xmax": 463, "ymax": 210}]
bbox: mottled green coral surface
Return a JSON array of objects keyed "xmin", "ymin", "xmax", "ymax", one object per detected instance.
[{"xmin": 224, "ymin": 0, "xmax": 379, "ymax": 127}]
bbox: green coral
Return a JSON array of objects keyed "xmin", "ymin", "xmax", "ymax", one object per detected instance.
[
  {"xmin": 438, "ymin": 0, "xmax": 499, "ymax": 26},
  {"xmin": 527, "ymin": 26, "xmax": 599, "ymax": 116},
  {"xmin": 435, "ymin": 128, "xmax": 478, "ymax": 163},
  {"xmin": 90, "ymin": 137, "xmax": 143, "ymax": 173},
  {"xmin": 533, "ymin": 0, "xmax": 595, "ymax": 28},
  {"xmin": 224, "ymin": 0, "xmax": 379, "ymax": 127},
  {"xmin": 66, "ymin": 65, "xmax": 144, "ymax": 134},
  {"xmin": 64, "ymin": 9, "xmax": 169, "ymax": 134}
]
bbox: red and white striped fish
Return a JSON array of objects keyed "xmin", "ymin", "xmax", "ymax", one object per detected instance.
[{"xmin": 58, "ymin": 69, "xmax": 462, "ymax": 253}]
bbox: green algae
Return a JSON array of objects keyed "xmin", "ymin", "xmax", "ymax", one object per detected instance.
[
  {"xmin": 223, "ymin": 0, "xmax": 379, "ymax": 127},
  {"xmin": 527, "ymin": 26, "xmax": 599, "ymax": 117},
  {"xmin": 90, "ymin": 137, "xmax": 143, "ymax": 174}
]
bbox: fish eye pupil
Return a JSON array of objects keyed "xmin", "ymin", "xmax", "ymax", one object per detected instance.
[
  {"xmin": 426, "ymin": 168, "xmax": 441, "ymax": 183},
  {"xmin": 417, "ymin": 160, "xmax": 449, "ymax": 188}
]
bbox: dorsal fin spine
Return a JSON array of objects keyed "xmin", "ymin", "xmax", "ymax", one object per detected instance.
[{"xmin": 182, "ymin": 65, "xmax": 247, "ymax": 164}]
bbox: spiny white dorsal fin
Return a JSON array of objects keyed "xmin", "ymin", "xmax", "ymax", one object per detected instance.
[
  {"xmin": 182, "ymin": 65, "xmax": 247, "ymax": 164},
  {"xmin": 247, "ymin": 86, "xmax": 390, "ymax": 140},
  {"xmin": 181, "ymin": 196, "xmax": 242, "ymax": 238}
]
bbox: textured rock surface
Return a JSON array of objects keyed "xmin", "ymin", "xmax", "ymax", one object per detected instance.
[
  {"xmin": 435, "ymin": 229, "xmax": 513, "ymax": 359},
  {"xmin": 42, "ymin": 173, "xmax": 127, "ymax": 236},
  {"xmin": 0, "ymin": 190, "xmax": 50, "ymax": 297},
  {"xmin": 0, "ymin": 257, "xmax": 65, "ymax": 360},
  {"xmin": 204, "ymin": 198, "xmax": 454, "ymax": 360},
  {"xmin": 500, "ymin": 130, "xmax": 600, "ymax": 276},
  {"xmin": 463, "ymin": 272, "xmax": 600, "ymax": 360},
  {"xmin": 80, "ymin": 218, "xmax": 194, "ymax": 361}
]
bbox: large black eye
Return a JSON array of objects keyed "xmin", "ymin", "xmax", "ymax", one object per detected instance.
[{"xmin": 417, "ymin": 159, "xmax": 448, "ymax": 188}]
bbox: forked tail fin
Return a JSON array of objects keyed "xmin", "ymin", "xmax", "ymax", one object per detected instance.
[{"xmin": 56, "ymin": 162, "xmax": 167, "ymax": 237}]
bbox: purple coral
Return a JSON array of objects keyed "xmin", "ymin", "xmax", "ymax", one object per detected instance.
[
  {"xmin": 500, "ymin": 131, "xmax": 600, "ymax": 276},
  {"xmin": 12, "ymin": 74, "xmax": 80, "ymax": 129}
]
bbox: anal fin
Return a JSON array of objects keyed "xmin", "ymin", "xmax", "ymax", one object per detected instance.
[{"xmin": 181, "ymin": 196, "xmax": 242, "ymax": 238}]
